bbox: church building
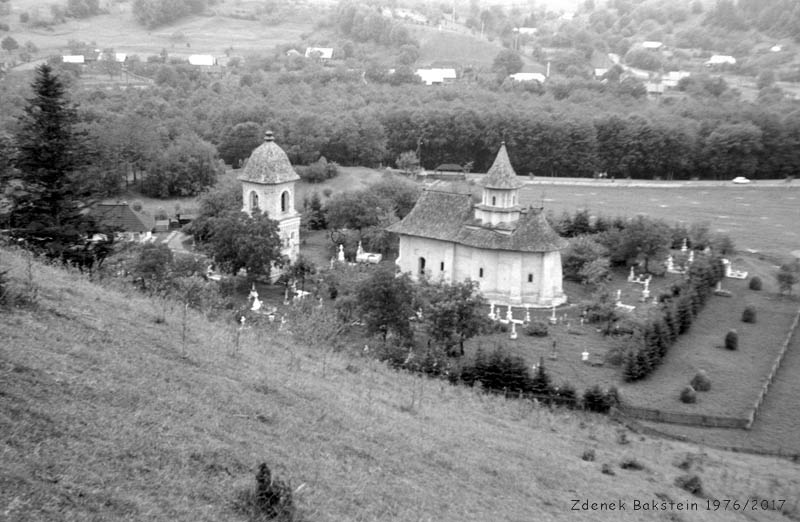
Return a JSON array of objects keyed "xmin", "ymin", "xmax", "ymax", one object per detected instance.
[
  {"xmin": 387, "ymin": 143, "xmax": 567, "ymax": 307},
  {"xmin": 238, "ymin": 131, "xmax": 301, "ymax": 279}
]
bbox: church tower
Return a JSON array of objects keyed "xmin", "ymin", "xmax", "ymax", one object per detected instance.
[
  {"xmin": 237, "ymin": 131, "xmax": 301, "ymax": 273},
  {"xmin": 473, "ymin": 142, "xmax": 524, "ymax": 227}
]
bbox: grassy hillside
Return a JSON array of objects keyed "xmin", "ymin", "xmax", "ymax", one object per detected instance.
[{"xmin": 1, "ymin": 247, "xmax": 799, "ymax": 521}]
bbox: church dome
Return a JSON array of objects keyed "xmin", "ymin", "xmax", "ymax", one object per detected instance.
[{"xmin": 237, "ymin": 131, "xmax": 300, "ymax": 185}]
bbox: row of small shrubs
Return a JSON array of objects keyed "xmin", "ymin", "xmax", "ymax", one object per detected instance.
[
  {"xmin": 623, "ymin": 257, "xmax": 726, "ymax": 382},
  {"xmin": 447, "ymin": 348, "xmax": 619, "ymax": 411}
]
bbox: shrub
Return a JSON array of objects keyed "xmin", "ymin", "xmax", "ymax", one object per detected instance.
[
  {"xmin": 680, "ymin": 385, "xmax": 697, "ymax": 404},
  {"xmin": 601, "ymin": 463, "xmax": 615, "ymax": 475},
  {"xmin": 234, "ymin": 462, "xmax": 296, "ymax": 521},
  {"xmin": 675, "ymin": 474, "xmax": 703, "ymax": 496},
  {"xmin": 525, "ymin": 320, "xmax": 548, "ymax": 337},
  {"xmin": 741, "ymin": 306, "xmax": 756, "ymax": 323},
  {"xmin": 581, "ymin": 449, "xmax": 596, "ymax": 462},
  {"xmin": 690, "ymin": 370, "xmax": 711, "ymax": 392},
  {"xmin": 553, "ymin": 383, "xmax": 577, "ymax": 408},
  {"xmin": 583, "ymin": 385, "xmax": 615, "ymax": 413},
  {"xmin": 749, "ymin": 276, "xmax": 762, "ymax": 291},
  {"xmin": 619, "ymin": 458, "xmax": 645, "ymax": 471},
  {"xmin": 725, "ymin": 329, "xmax": 738, "ymax": 350}
]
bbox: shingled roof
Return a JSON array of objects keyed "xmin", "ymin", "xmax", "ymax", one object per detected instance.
[
  {"xmin": 237, "ymin": 131, "xmax": 300, "ymax": 185},
  {"xmin": 91, "ymin": 203, "xmax": 155, "ymax": 233},
  {"xmin": 480, "ymin": 142, "xmax": 524, "ymax": 190},
  {"xmin": 388, "ymin": 189, "xmax": 566, "ymax": 252},
  {"xmin": 386, "ymin": 190, "xmax": 473, "ymax": 241}
]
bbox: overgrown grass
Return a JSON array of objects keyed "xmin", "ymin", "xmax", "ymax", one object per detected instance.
[{"xmin": 2, "ymin": 247, "xmax": 799, "ymax": 521}]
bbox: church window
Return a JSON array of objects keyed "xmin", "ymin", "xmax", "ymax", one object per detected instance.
[
  {"xmin": 281, "ymin": 190, "xmax": 290, "ymax": 213},
  {"xmin": 418, "ymin": 257, "xmax": 426, "ymax": 275},
  {"xmin": 249, "ymin": 191, "xmax": 259, "ymax": 210},
  {"xmin": 528, "ymin": 274, "xmax": 533, "ymax": 283},
  {"xmin": 440, "ymin": 262, "xmax": 444, "ymax": 271},
  {"xmin": 479, "ymin": 267, "xmax": 484, "ymax": 278}
]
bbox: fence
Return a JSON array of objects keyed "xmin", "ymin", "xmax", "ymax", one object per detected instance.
[
  {"xmin": 746, "ymin": 307, "xmax": 800, "ymax": 428},
  {"xmin": 614, "ymin": 404, "xmax": 749, "ymax": 429}
]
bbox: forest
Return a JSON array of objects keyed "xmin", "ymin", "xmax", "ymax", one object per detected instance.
[{"xmin": 1, "ymin": 0, "xmax": 800, "ymax": 200}]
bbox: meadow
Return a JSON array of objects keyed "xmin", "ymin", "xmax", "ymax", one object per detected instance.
[
  {"xmin": 515, "ymin": 182, "xmax": 800, "ymax": 259},
  {"xmin": 2, "ymin": 248, "xmax": 799, "ymax": 521},
  {"xmin": 3, "ymin": 2, "xmax": 313, "ymax": 64}
]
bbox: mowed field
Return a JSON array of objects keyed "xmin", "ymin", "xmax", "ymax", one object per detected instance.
[
  {"xmin": 513, "ymin": 182, "xmax": 800, "ymax": 258},
  {"xmin": 2, "ymin": 2, "xmax": 312, "ymax": 61}
]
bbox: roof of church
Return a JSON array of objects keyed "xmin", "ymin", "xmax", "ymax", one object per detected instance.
[
  {"xmin": 387, "ymin": 189, "xmax": 567, "ymax": 252},
  {"xmin": 480, "ymin": 142, "xmax": 524, "ymax": 190},
  {"xmin": 237, "ymin": 131, "xmax": 300, "ymax": 185}
]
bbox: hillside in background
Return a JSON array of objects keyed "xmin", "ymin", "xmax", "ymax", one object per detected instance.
[{"xmin": 1, "ymin": 247, "xmax": 799, "ymax": 521}]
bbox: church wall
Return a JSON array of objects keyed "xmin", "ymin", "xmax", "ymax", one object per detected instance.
[{"xmin": 397, "ymin": 236, "xmax": 456, "ymax": 281}]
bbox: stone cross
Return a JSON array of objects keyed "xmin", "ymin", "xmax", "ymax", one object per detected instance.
[
  {"xmin": 616, "ymin": 289, "xmax": 622, "ymax": 304},
  {"xmin": 509, "ymin": 321, "xmax": 517, "ymax": 340},
  {"xmin": 337, "ymin": 244, "xmax": 345, "ymax": 262}
]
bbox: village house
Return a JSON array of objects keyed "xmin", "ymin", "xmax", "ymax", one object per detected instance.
[
  {"xmin": 90, "ymin": 202, "xmax": 155, "ymax": 243},
  {"xmin": 388, "ymin": 143, "xmax": 567, "ymax": 307}
]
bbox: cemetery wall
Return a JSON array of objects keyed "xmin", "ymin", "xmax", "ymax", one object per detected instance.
[{"xmin": 746, "ymin": 307, "xmax": 800, "ymax": 429}]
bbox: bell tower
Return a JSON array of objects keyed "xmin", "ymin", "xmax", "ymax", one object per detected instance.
[{"xmin": 237, "ymin": 131, "xmax": 301, "ymax": 271}]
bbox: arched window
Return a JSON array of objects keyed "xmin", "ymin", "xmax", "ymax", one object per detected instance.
[
  {"xmin": 491, "ymin": 196, "xmax": 496, "ymax": 206},
  {"xmin": 418, "ymin": 257, "xmax": 426, "ymax": 275},
  {"xmin": 528, "ymin": 273, "xmax": 533, "ymax": 283},
  {"xmin": 249, "ymin": 191, "xmax": 259, "ymax": 210},
  {"xmin": 479, "ymin": 267, "xmax": 484, "ymax": 278},
  {"xmin": 281, "ymin": 191, "xmax": 290, "ymax": 213}
]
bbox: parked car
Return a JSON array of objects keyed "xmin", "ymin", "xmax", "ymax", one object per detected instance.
[{"xmin": 732, "ymin": 176, "xmax": 751, "ymax": 184}]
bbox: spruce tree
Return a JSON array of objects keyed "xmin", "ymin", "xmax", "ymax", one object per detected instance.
[{"xmin": 9, "ymin": 64, "xmax": 95, "ymax": 239}]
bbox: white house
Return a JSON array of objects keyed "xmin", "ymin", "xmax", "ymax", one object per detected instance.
[
  {"xmin": 188, "ymin": 54, "xmax": 216, "ymax": 66},
  {"xmin": 90, "ymin": 203, "xmax": 154, "ymax": 243},
  {"xmin": 238, "ymin": 131, "xmax": 301, "ymax": 278},
  {"xmin": 662, "ymin": 71, "xmax": 691, "ymax": 88},
  {"xmin": 705, "ymin": 55, "xmax": 736, "ymax": 66},
  {"xmin": 388, "ymin": 143, "xmax": 567, "ymax": 307},
  {"xmin": 415, "ymin": 68, "xmax": 457, "ymax": 85},
  {"xmin": 305, "ymin": 47, "xmax": 334, "ymax": 60},
  {"xmin": 62, "ymin": 55, "xmax": 85, "ymax": 64},
  {"xmin": 509, "ymin": 72, "xmax": 546, "ymax": 83}
]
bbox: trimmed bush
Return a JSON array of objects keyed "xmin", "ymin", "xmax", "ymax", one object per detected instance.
[
  {"xmin": 690, "ymin": 370, "xmax": 711, "ymax": 392},
  {"xmin": 525, "ymin": 320, "xmax": 548, "ymax": 337},
  {"xmin": 725, "ymin": 329, "xmax": 738, "ymax": 350},
  {"xmin": 749, "ymin": 276, "xmax": 762, "ymax": 291},
  {"xmin": 680, "ymin": 385, "xmax": 697, "ymax": 404},
  {"xmin": 742, "ymin": 305, "xmax": 757, "ymax": 323}
]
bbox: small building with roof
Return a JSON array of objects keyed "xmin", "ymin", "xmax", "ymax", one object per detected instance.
[
  {"xmin": 238, "ymin": 131, "xmax": 301, "ymax": 279},
  {"xmin": 388, "ymin": 143, "xmax": 567, "ymax": 307},
  {"xmin": 90, "ymin": 202, "xmax": 155, "ymax": 242}
]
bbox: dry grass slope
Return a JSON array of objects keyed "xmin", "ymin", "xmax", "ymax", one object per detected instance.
[{"xmin": 1, "ymin": 248, "xmax": 799, "ymax": 522}]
